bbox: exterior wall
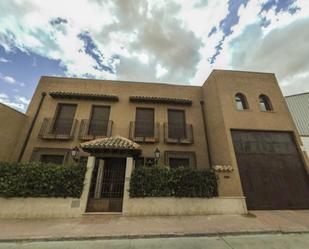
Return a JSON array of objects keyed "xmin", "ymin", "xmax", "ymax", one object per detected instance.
[
  {"xmin": 0, "ymin": 103, "xmax": 27, "ymax": 161},
  {"xmin": 0, "ymin": 155, "xmax": 247, "ymax": 218},
  {"xmin": 0, "ymin": 156, "xmax": 95, "ymax": 218},
  {"xmin": 301, "ymin": 137, "xmax": 309, "ymax": 157},
  {"xmin": 202, "ymin": 72, "xmax": 243, "ymax": 197},
  {"xmin": 124, "ymin": 197, "xmax": 247, "ymax": 216},
  {"xmin": 122, "ymin": 160, "xmax": 247, "ymax": 216},
  {"xmin": 286, "ymin": 93, "xmax": 309, "ymax": 157},
  {"xmin": 0, "ymin": 198, "xmax": 83, "ymax": 218},
  {"xmin": 21, "ymin": 77, "xmax": 210, "ymax": 169},
  {"xmin": 285, "ymin": 93, "xmax": 309, "ymax": 136},
  {"xmin": 1, "ymin": 69, "xmax": 305, "ymax": 205},
  {"xmin": 202, "ymin": 70, "xmax": 309, "ymax": 196}
]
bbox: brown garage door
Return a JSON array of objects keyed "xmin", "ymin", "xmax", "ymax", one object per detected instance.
[{"xmin": 231, "ymin": 130, "xmax": 309, "ymax": 210}]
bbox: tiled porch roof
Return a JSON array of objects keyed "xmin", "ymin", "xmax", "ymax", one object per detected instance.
[
  {"xmin": 49, "ymin": 91, "xmax": 119, "ymax": 101},
  {"xmin": 80, "ymin": 135, "xmax": 141, "ymax": 154},
  {"xmin": 129, "ymin": 96, "xmax": 192, "ymax": 106}
]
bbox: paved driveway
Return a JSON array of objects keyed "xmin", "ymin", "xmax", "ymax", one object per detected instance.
[{"xmin": 0, "ymin": 233, "xmax": 308, "ymax": 249}]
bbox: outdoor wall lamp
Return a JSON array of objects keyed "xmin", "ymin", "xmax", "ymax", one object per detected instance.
[
  {"xmin": 71, "ymin": 146, "xmax": 80, "ymax": 163},
  {"xmin": 154, "ymin": 147, "xmax": 160, "ymax": 165}
]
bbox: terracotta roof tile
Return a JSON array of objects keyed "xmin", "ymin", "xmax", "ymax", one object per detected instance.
[
  {"xmin": 49, "ymin": 91, "xmax": 119, "ymax": 101},
  {"xmin": 80, "ymin": 135, "xmax": 141, "ymax": 152},
  {"xmin": 129, "ymin": 96, "xmax": 192, "ymax": 106}
]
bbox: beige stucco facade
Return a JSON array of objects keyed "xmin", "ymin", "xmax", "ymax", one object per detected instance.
[
  {"xmin": 202, "ymin": 70, "xmax": 309, "ymax": 196},
  {"xmin": 0, "ymin": 69, "xmax": 308, "ymax": 204},
  {"xmin": 0, "ymin": 103, "xmax": 27, "ymax": 161},
  {"xmin": 21, "ymin": 76, "xmax": 210, "ymax": 168}
]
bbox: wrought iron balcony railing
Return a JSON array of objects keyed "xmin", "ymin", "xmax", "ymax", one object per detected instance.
[
  {"xmin": 129, "ymin": 121, "xmax": 160, "ymax": 143},
  {"xmin": 164, "ymin": 123, "xmax": 194, "ymax": 144},
  {"xmin": 38, "ymin": 118, "xmax": 77, "ymax": 140},
  {"xmin": 78, "ymin": 119, "xmax": 113, "ymax": 140}
]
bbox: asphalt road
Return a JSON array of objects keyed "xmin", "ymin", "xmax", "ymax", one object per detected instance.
[{"xmin": 0, "ymin": 233, "xmax": 308, "ymax": 249}]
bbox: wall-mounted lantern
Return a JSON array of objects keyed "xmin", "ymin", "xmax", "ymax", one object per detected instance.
[{"xmin": 154, "ymin": 147, "xmax": 160, "ymax": 165}]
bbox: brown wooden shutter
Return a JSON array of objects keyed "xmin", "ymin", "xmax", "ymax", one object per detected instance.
[
  {"xmin": 53, "ymin": 104, "xmax": 77, "ymax": 135},
  {"xmin": 89, "ymin": 106, "xmax": 110, "ymax": 136},
  {"xmin": 135, "ymin": 108, "xmax": 154, "ymax": 137},
  {"xmin": 168, "ymin": 110, "xmax": 186, "ymax": 139}
]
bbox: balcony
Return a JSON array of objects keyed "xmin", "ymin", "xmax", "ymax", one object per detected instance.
[
  {"xmin": 164, "ymin": 123, "xmax": 194, "ymax": 144},
  {"xmin": 129, "ymin": 121, "xmax": 160, "ymax": 143},
  {"xmin": 78, "ymin": 119, "xmax": 113, "ymax": 140},
  {"xmin": 38, "ymin": 118, "xmax": 77, "ymax": 140}
]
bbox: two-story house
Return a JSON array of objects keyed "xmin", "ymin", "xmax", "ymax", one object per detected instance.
[{"xmin": 1, "ymin": 69, "xmax": 309, "ymax": 213}]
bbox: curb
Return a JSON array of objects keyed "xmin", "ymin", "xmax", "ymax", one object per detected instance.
[{"xmin": 0, "ymin": 230, "xmax": 308, "ymax": 243}]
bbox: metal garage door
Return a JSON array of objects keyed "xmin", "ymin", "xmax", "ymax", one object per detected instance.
[{"xmin": 231, "ymin": 130, "xmax": 309, "ymax": 210}]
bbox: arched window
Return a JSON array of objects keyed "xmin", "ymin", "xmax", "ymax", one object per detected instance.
[
  {"xmin": 235, "ymin": 93, "xmax": 249, "ymax": 110},
  {"xmin": 259, "ymin": 94, "xmax": 273, "ymax": 111}
]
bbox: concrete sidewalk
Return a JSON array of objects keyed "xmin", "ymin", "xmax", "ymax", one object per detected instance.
[{"xmin": 0, "ymin": 211, "xmax": 308, "ymax": 241}]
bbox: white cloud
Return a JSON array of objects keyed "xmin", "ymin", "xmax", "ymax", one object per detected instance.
[
  {"xmin": 0, "ymin": 93, "xmax": 8, "ymax": 100},
  {"xmin": 15, "ymin": 96, "xmax": 30, "ymax": 105},
  {"xmin": 156, "ymin": 64, "xmax": 168, "ymax": 78},
  {"xmin": 1, "ymin": 75, "xmax": 16, "ymax": 84},
  {"xmin": 0, "ymin": 92, "xmax": 29, "ymax": 112},
  {"xmin": 0, "ymin": 0, "xmax": 204, "ymax": 83},
  {"xmin": 228, "ymin": 16, "xmax": 309, "ymax": 96},
  {"xmin": 0, "ymin": 0, "xmax": 308, "ymax": 97},
  {"xmin": 0, "ymin": 57, "xmax": 10, "ymax": 63}
]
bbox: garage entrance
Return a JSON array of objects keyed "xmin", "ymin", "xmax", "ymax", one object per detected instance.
[{"xmin": 231, "ymin": 130, "xmax": 309, "ymax": 210}]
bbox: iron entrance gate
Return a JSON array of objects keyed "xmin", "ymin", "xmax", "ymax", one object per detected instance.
[
  {"xmin": 232, "ymin": 130, "xmax": 309, "ymax": 210},
  {"xmin": 87, "ymin": 158, "xmax": 126, "ymax": 212}
]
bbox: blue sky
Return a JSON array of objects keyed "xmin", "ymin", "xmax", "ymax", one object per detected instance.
[{"xmin": 0, "ymin": 0, "xmax": 308, "ymax": 112}]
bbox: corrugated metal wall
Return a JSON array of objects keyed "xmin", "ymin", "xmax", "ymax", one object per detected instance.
[{"xmin": 286, "ymin": 93, "xmax": 309, "ymax": 136}]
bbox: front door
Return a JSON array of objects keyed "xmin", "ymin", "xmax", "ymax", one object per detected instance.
[{"xmin": 87, "ymin": 158, "xmax": 126, "ymax": 212}]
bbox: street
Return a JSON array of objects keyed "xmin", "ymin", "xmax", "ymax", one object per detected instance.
[{"xmin": 0, "ymin": 233, "xmax": 308, "ymax": 249}]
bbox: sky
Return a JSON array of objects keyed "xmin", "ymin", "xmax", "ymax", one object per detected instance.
[{"xmin": 0, "ymin": 0, "xmax": 309, "ymax": 112}]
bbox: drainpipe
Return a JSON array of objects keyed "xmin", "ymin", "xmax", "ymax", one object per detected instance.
[
  {"xmin": 18, "ymin": 92, "xmax": 47, "ymax": 162},
  {"xmin": 200, "ymin": 100, "xmax": 212, "ymax": 167}
]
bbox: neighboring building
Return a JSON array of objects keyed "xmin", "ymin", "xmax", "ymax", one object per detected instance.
[
  {"xmin": 0, "ymin": 103, "xmax": 27, "ymax": 161},
  {"xmin": 1, "ymin": 69, "xmax": 309, "ymax": 212},
  {"xmin": 286, "ymin": 92, "xmax": 309, "ymax": 155}
]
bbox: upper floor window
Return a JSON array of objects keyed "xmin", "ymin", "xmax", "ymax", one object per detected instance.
[
  {"xmin": 259, "ymin": 94, "xmax": 273, "ymax": 111},
  {"xmin": 168, "ymin": 109, "xmax": 186, "ymax": 139},
  {"xmin": 235, "ymin": 93, "xmax": 249, "ymax": 110},
  {"xmin": 53, "ymin": 104, "xmax": 77, "ymax": 135},
  {"xmin": 135, "ymin": 108, "xmax": 155, "ymax": 137},
  {"xmin": 88, "ymin": 105, "xmax": 111, "ymax": 136}
]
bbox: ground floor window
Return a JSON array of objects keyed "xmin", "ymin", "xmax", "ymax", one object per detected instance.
[
  {"xmin": 164, "ymin": 151, "xmax": 196, "ymax": 168},
  {"xmin": 169, "ymin": 158, "xmax": 190, "ymax": 168},
  {"xmin": 40, "ymin": 154, "xmax": 64, "ymax": 165},
  {"xmin": 30, "ymin": 148, "xmax": 71, "ymax": 164}
]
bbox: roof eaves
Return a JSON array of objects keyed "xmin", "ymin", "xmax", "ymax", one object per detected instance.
[{"xmin": 49, "ymin": 91, "xmax": 119, "ymax": 101}]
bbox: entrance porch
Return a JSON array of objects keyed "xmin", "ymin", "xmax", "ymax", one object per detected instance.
[{"xmin": 80, "ymin": 135, "xmax": 140, "ymax": 214}]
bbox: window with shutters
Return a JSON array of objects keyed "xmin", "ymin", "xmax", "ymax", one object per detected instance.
[
  {"xmin": 52, "ymin": 104, "xmax": 77, "ymax": 135},
  {"xmin": 88, "ymin": 106, "xmax": 111, "ymax": 136},
  {"xmin": 168, "ymin": 109, "xmax": 186, "ymax": 139},
  {"xmin": 134, "ymin": 108, "xmax": 155, "ymax": 137}
]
